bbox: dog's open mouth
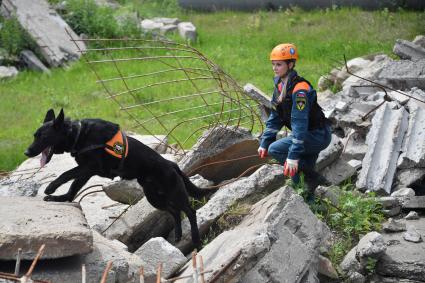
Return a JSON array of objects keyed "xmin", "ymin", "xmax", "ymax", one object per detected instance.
[{"xmin": 40, "ymin": 147, "xmax": 53, "ymax": 167}]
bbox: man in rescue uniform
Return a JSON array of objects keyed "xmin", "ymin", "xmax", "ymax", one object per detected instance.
[{"xmin": 258, "ymin": 43, "xmax": 332, "ymax": 196}]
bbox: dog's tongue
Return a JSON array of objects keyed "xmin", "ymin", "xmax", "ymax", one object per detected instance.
[{"xmin": 40, "ymin": 148, "xmax": 50, "ymax": 167}]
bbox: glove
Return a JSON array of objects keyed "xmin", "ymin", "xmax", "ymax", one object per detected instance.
[
  {"xmin": 258, "ymin": 147, "xmax": 268, "ymax": 159},
  {"xmin": 283, "ymin": 159, "xmax": 299, "ymax": 177}
]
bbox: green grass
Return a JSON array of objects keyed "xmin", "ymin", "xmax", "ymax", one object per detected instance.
[{"xmin": 0, "ymin": 5, "xmax": 424, "ymax": 171}]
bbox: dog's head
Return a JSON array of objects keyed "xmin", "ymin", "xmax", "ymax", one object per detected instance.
[{"xmin": 25, "ymin": 108, "xmax": 69, "ymax": 167}]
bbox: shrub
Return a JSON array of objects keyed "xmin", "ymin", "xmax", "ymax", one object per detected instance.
[
  {"xmin": 0, "ymin": 17, "xmax": 31, "ymax": 56},
  {"xmin": 63, "ymin": 0, "xmax": 140, "ymax": 39},
  {"xmin": 313, "ymin": 183, "xmax": 384, "ymax": 267}
]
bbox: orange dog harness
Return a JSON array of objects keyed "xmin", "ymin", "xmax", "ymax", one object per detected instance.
[{"xmin": 105, "ymin": 130, "xmax": 128, "ymax": 159}]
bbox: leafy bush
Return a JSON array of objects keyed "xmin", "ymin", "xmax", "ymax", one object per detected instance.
[
  {"xmin": 63, "ymin": 0, "xmax": 140, "ymax": 38},
  {"xmin": 313, "ymin": 184, "xmax": 384, "ymax": 266},
  {"xmin": 0, "ymin": 17, "xmax": 31, "ymax": 56}
]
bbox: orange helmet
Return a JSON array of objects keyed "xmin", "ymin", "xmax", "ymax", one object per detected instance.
[{"xmin": 270, "ymin": 43, "xmax": 299, "ymax": 61}]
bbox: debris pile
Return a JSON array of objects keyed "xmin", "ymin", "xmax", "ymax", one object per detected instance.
[{"xmin": 0, "ymin": 36, "xmax": 425, "ymax": 282}]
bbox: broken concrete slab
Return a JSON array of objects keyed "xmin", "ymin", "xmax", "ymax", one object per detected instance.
[
  {"xmin": 168, "ymin": 164, "xmax": 284, "ymax": 254},
  {"xmin": 342, "ymin": 54, "xmax": 392, "ymax": 92},
  {"xmin": 243, "ymin": 83, "xmax": 273, "ymax": 121},
  {"xmin": 396, "ymin": 168, "xmax": 425, "ymax": 188},
  {"xmin": 178, "ymin": 126, "xmax": 263, "ymax": 183},
  {"xmin": 414, "ymin": 35, "xmax": 425, "ymax": 48},
  {"xmin": 321, "ymin": 157, "xmax": 358, "ymax": 185},
  {"xmin": 0, "ymin": 231, "xmax": 143, "ymax": 282},
  {"xmin": 403, "ymin": 225, "xmax": 422, "ymax": 243},
  {"xmin": 20, "ymin": 50, "xmax": 50, "ymax": 73},
  {"xmin": 176, "ymin": 186, "xmax": 330, "ymax": 282},
  {"xmin": 402, "ymin": 196, "xmax": 425, "ymax": 209},
  {"xmin": 398, "ymin": 104, "xmax": 425, "ymax": 169},
  {"xmin": 405, "ymin": 211, "xmax": 420, "ymax": 220},
  {"xmin": 341, "ymin": 232, "xmax": 386, "ymax": 278},
  {"xmin": 0, "ymin": 65, "xmax": 18, "ymax": 79},
  {"xmin": 356, "ymin": 103, "xmax": 409, "ymax": 194},
  {"xmin": 104, "ymin": 197, "xmax": 174, "ymax": 252},
  {"xmin": 383, "ymin": 218, "xmax": 407, "ymax": 232},
  {"xmin": 393, "ymin": 39, "xmax": 425, "ymax": 61},
  {"xmin": 177, "ymin": 22, "xmax": 197, "ymax": 42},
  {"xmin": 378, "ymin": 59, "xmax": 425, "ymax": 90},
  {"xmin": 377, "ymin": 217, "xmax": 425, "ymax": 281},
  {"xmin": 343, "ymin": 130, "xmax": 368, "ymax": 160},
  {"xmin": 134, "ymin": 237, "xmax": 187, "ymax": 283},
  {"xmin": 316, "ymin": 134, "xmax": 343, "ymax": 171},
  {"xmin": 0, "ymin": 152, "xmax": 127, "ymax": 234},
  {"xmin": 0, "ymin": 197, "xmax": 92, "ymax": 260},
  {"xmin": 102, "ymin": 178, "xmax": 144, "ymax": 205},
  {"xmin": 1, "ymin": 0, "xmax": 86, "ymax": 67}
]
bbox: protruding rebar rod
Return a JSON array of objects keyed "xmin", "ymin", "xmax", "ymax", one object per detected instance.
[
  {"xmin": 14, "ymin": 248, "xmax": 22, "ymax": 276},
  {"xmin": 100, "ymin": 261, "xmax": 113, "ymax": 283}
]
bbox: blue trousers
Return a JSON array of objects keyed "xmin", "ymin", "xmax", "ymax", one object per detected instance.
[{"xmin": 268, "ymin": 125, "xmax": 332, "ymax": 183}]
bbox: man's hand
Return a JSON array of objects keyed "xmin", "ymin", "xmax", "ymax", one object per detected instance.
[
  {"xmin": 258, "ymin": 147, "xmax": 268, "ymax": 159},
  {"xmin": 284, "ymin": 159, "xmax": 299, "ymax": 177}
]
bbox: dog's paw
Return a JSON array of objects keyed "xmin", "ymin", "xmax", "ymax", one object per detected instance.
[
  {"xmin": 44, "ymin": 195, "xmax": 70, "ymax": 202},
  {"xmin": 44, "ymin": 185, "xmax": 56, "ymax": 195},
  {"xmin": 43, "ymin": 195, "xmax": 56, "ymax": 202}
]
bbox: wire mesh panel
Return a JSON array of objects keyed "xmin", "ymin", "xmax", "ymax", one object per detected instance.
[{"xmin": 68, "ymin": 33, "xmax": 264, "ymax": 156}]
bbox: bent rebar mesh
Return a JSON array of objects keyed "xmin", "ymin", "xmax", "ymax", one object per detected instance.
[{"xmin": 68, "ymin": 33, "xmax": 264, "ymax": 157}]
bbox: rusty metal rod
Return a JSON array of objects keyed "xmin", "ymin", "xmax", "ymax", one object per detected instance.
[
  {"xmin": 88, "ymin": 55, "xmax": 200, "ymax": 64},
  {"xmin": 108, "ymin": 76, "xmax": 216, "ymax": 99},
  {"xmin": 97, "ymin": 67, "xmax": 214, "ymax": 83},
  {"xmin": 100, "ymin": 261, "xmax": 113, "ymax": 283},
  {"xmin": 14, "ymin": 248, "xmax": 22, "ymax": 276},
  {"xmin": 343, "ymin": 54, "xmax": 425, "ymax": 103},
  {"xmin": 25, "ymin": 244, "xmax": 45, "ymax": 278}
]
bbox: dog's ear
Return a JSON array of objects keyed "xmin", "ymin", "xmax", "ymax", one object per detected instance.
[
  {"xmin": 44, "ymin": 109, "xmax": 55, "ymax": 123},
  {"xmin": 53, "ymin": 108, "xmax": 65, "ymax": 129}
]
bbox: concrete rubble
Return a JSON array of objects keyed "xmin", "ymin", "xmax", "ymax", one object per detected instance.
[
  {"xmin": 0, "ymin": 0, "xmax": 86, "ymax": 67},
  {"xmin": 134, "ymin": 237, "xmax": 187, "ymax": 283},
  {"xmin": 168, "ymin": 164, "xmax": 285, "ymax": 254},
  {"xmin": 356, "ymin": 103, "xmax": 409, "ymax": 194},
  {"xmin": 393, "ymin": 39, "xmax": 425, "ymax": 61},
  {"xmin": 176, "ymin": 186, "xmax": 330, "ymax": 282},
  {"xmin": 0, "ymin": 197, "xmax": 93, "ymax": 260},
  {"xmin": 376, "ymin": 217, "xmax": 425, "ymax": 282},
  {"xmin": 178, "ymin": 125, "xmax": 263, "ymax": 183},
  {"xmin": 0, "ymin": 231, "xmax": 144, "ymax": 282},
  {"xmin": 0, "ymin": 66, "xmax": 18, "ymax": 79},
  {"xmin": 2, "ymin": 35, "xmax": 425, "ymax": 282}
]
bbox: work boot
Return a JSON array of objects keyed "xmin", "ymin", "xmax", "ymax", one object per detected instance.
[{"xmin": 301, "ymin": 167, "xmax": 331, "ymax": 195}]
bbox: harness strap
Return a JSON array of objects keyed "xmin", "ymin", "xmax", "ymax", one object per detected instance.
[{"xmin": 70, "ymin": 121, "xmax": 82, "ymax": 154}]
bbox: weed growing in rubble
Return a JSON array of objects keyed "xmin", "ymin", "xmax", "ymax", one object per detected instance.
[
  {"xmin": 312, "ymin": 183, "xmax": 384, "ymax": 266},
  {"xmin": 0, "ymin": 17, "xmax": 33, "ymax": 56},
  {"xmin": 63, "ymin": 0, "xmax": 140, "ymax": 38}
]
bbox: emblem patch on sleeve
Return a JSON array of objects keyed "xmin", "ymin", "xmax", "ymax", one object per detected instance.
[{"xmin": 295, "ymin": 93, "xmax": 307, "ymax": 111}]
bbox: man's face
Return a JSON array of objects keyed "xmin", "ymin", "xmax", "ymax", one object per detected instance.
[{"xmin": 272, "ymin": 60, "xmax": 290, "ymax": 78}]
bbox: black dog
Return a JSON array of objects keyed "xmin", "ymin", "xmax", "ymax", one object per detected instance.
[{"xmin": 25, "ymin": 109, "xmax": 214, "ymax": 247}]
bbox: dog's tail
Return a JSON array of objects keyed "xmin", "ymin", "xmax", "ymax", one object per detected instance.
[{"xmin": 174, "ymin": 164, "xmax": 218, "ymax": 198}]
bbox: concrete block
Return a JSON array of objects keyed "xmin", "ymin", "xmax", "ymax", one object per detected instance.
[
  {"xmin": 0, "ymin": 197, "xmax": 92, "ymax": 260},
  {"xmin": 316, "ymin": 134, "xmax": 343, "ymax": 171},
  {"xmin": 177, "ymin": 22, "xmax": 197, "ymax": 42},
  {"xmin": 398, "ymin": 104, "xmax": 425, "ymax": 168},
  {"xmin": 356, "ymin": 103, "xmax": 409, "ymax": 194},
  {"xmin": 393, "ymin": 39, "xmax": 425, "ymax": 61},
  {"xmin": 134, "ymin": 237, "xmax": 187, "ymax": 282},
  {"xmin": 378, "ymin": 59, "xmax": 425, "ymax": 90}
]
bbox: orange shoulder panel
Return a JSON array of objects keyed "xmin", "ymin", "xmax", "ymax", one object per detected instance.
[
  {"xmin": 293, "ymin": 81, "xmax": 310, "ymax": 94},
  {"xmin": 105, "ymin": 130, "xmax": 129, "ymax": 158}
]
